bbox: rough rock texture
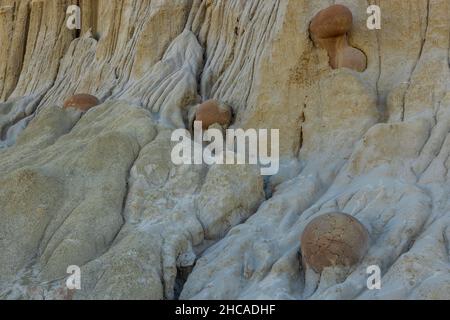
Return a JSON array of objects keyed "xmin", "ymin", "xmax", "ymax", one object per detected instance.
[
  {"xmin": 310, "ymin": 4, "xmax": 367, "ymax": 72},
  {"xmin": 0, "ymin": 0, "xmax": 450, "ymax": 300},
  {"xmin": 300, "ymin": 212, "xmax": 370, "ymax": 273},
  {"xmin": 193, "ymin": 99, "xmax": 233, "ymax": 130},
  {"xmin": 63, "ymin": 94, "xmax": 100, "ymax": 112}
]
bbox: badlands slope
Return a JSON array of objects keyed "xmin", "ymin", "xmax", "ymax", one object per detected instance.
[{"xmin": 0, "ymin": 0, "xmax": 449, "ymax": 300}]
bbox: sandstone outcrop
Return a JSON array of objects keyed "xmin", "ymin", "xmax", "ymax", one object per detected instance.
[{"xmin": 0, "ymin": 0, "xmax": 449, "ymax": 301}]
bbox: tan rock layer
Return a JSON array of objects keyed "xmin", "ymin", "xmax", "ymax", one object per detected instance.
[{"xmin": 0, "ymin": 0, "xmax": 31, "ymax": 101}]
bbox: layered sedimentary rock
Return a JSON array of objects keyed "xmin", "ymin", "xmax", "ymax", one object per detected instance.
[{"xmin": 0, "ymin": 0, "xmax": 449, "ymax": 300}]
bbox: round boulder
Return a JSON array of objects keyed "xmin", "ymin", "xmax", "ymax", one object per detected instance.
[
  {"xmin": 195, "ymin": 99, "xmax": 232, "ymax": 130},
  {"xmin": 310, "ymin": 4, "xmax": 353, "ymax": 39},
  {"xmin": 63, "ymin": 94, "xmax": 100, "ymax": 112},
  {"xmin": 300, "ymin": 212, "xmax": 369, "ymax": 273}
]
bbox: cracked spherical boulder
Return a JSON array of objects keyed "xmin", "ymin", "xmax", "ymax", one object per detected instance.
[
  {"xmin": 195, "ymin": 99, "xmax": 233, "ymax": 130},
  {"xmin": 310, "ymin": 4, "xmax": 353, "ymax": 40},
  {"xmin": 63, "ymin": 94, "xmax": 100, "ymax": 112},
  {"xmin": 300, "ymin": 212, "xmax": 370, "ymax": 273}
]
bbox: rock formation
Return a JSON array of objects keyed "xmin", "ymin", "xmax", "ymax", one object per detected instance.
[
  {"xmin": 63, "ymin": 94, "xmax": 100, "ymax": 112},
  {"xmin": 310, "ymin": 4, "xmax": 367, "ymax": 72},
  {"xmin": 0, "ymin": 0, "xmax": 449, "ymax": 301},
  {"xmin": 300, "ymin": 212, "xmax": 370, "ymax": 273},
  {"xmin": 193, "ymin": 99, "xmax": 233, "ymax": 130}
]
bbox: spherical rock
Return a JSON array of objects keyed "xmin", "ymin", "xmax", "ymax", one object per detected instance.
[
  {"xmin": 310, "ymin": 5, "xmax": 353, "ymax": 40},
  {"xmin": 300, "ymin": 212, "xmax": 370, "ymax": 273},
  {"xmin": 309, "ymin": 5, "xmax": 367, "ymax": 73},
  {"xmin": 195, "ymin": 99, "xmax": 232, "ymax": 130},
  {"xmin": 63, "ymin": 94, "xmax": 100, "ymax": 112}
]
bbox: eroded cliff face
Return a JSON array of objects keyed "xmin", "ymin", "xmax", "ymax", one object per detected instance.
[{"xmin": 0, "ymin": 0, "xmax": 449, "ymax": 300}]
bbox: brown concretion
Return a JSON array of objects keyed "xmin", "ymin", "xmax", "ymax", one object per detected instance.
[
  {"xmin": 310, "ymin": 5, "xmax": 367, "ymax": 72},
  {"xmin": 195, "ymin": 99, "xmax": 232, "ymax": 130},
  {"xmin": 63, "ymin": 94, "xmax": 100, "ymax": 112},
  {"xmin": 310, "ymin": 5, "xmax": 353, "ymax": 39},
  {"xmin": 300, "ymin": 212, "xmax": 370, "ymax": 273}
]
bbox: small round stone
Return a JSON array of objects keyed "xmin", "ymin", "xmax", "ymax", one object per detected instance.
[
  {"xmin": 300, "ymin": 212, "xmax": 369, "ymax": 273},
  {"xmin": 63, "ymin": 94, "xmax": 100, "ymax": 112},
  {"xmin": 310, "ymin": 4, "xmax": 353, "ymax": 39},
  {"xmin": 195, "ymin": 99, "xmax": 232, "ymax": 130}
]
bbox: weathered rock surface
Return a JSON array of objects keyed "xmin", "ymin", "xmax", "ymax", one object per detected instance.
[
  {"xmin": 300, "ymin": 212, "xmax": 370, "ymax": 273},
  {"xmin": 193, "ymin": 99, "xmax": 233, "ymax": 130},
  {"xmin": 63, "ymin": 94, "xmax": 100, "ymax": 112},
  {"xmin": 0, "ymin": 0, "xmax": 449, "ymax": 300},
  {"xmin": 310, "ymin": 4, "xmax": 367, "ymax": 72}
]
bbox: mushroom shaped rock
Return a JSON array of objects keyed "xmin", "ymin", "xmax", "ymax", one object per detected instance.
[
  {"xmin": 310, "ymin": 4, "xmax": 353, "ymax": 39},
  {"xmin": 63, "ymin": 94, "xmax": 100, "ymax": 112},
  {"xmin": 195, "ymin": 99, "xmax": 232, "ymax": 130},
  {"xmin": 309, "ymin": 5, "xmax": 367, "ymax": 72},
  {"xmin": 300, "ymin": 212, "xmax": 370, "ymax": 273}
]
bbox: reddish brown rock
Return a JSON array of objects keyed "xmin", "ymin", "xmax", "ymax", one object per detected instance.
[
  {"xmin": 300, "ymin": 212, "xmax": 370, "ymax": 273},
  {"xmin": 309, "ymin": 5, "xmax": 367, "ymax": 72},
  {"xmin": 310, "ymin": 5, "xmax": 353, "ymax": 39},
  {"xmin": 195, "ymin": 99, "xmax": 232, "ymax": 130},
  {"xmin": 63, "ymin": 94, "xmax": 100, "ymax": 112}
]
